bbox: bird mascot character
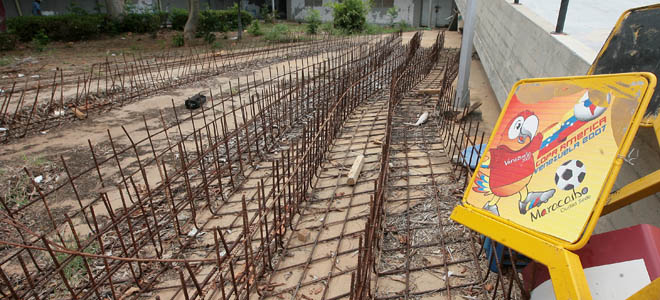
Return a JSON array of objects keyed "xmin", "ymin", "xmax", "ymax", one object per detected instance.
[{"xmin": 473, "ymin": 110, "xmax": 556, "ymax": 216}]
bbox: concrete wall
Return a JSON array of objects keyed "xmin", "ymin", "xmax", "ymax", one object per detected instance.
[
  {"xmin": 288, "ymin": 0, "xmax": 419, "ymax": 26},
  {"xmin": 454, "ymin": 0, "xmax": 595, "ymax": 107},
  {"xmin": 455, "ymin": 0, "xmax": 660, "ymax": 233}
]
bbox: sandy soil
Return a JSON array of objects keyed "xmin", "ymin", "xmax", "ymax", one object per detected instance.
[{"xmin": 0, "ymin": 29, "xmax": 503, "ymax": 299}]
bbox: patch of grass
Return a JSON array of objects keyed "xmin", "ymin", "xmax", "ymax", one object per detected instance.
[
  {"xmin": 158, "ymin": 39, "xmax": 167, "ymax": 49},
  {"xmin": 129, "ymin": 44, "xmax": 143, "ymax": 51},
  {"xmin": 22, "ymin": 154, "xmax": 48, "ymax": 167},
  {"xmin": 0, "ymin": 57, "xmax": 11, "ymax": 66},
  {"xmin": 363, "ymin": 22, "xmax": 417, "ymax": 35},
  {"xmin": 247, "ymin": 20, "xmax": 264, "ymax": 36},
  {"xmin": 172, "ymin": 33, "xmax": 185, "ymax": 47},
  {"xmin": 56, "ymin": 241, "xmax": 99, "ymax": 284},
  {"xmin": 211, "ymin": 41, "xmax": 223, "ymax": 49},
  {"xmin": 5, "ymin": 175, "xmax": 31, "ymax": 208},
  {"xmin": 204, "ymin": 32, "xmax": 217, "ymax": 44},
  {"xmin": 264, "ymin": 24, "xmax": 291, "ymax": 42},
  {"xmin": 319, "ymin": 22, "xmax": 342, "ymax": 35}
]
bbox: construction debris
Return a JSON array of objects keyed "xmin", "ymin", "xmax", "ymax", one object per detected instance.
[
  {"xmin": 184, "ymin": 93, "xmax": 207, "ymax": 110},
  {"xmin": 347, "ymin": 154, "xmax": 366, "ymax": 185},
  {"xmin": 405, "ymin": 111, "xmax": 429, "ymax": 126}
]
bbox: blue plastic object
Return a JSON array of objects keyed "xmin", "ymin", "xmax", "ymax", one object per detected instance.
[
  {"xmin": 483, "ymin": 237, "xmax": 531, "ymax": 273},
  {"xmin": 460, "ymin": 144, "xmax": 487, "ymax": 170}
]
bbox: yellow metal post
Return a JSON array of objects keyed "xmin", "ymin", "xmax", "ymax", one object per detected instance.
[
  {"xmin": 451, "ymin": 206, "xmax": 592, "ymax": 299},
  {"xmin": 627, "ymin": 277, "xmax": 660, "ymax": 300}
]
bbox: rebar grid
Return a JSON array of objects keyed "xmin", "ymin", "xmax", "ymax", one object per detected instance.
[
  {"xmin": 0, "ymin": 32, "xmax": 439, "ymax": 300},
  {"xmin": 0, "ymin": 34, "xmax": 377, "ymax": 142},
  {"xmin": 1, "ymin": 30, "xmax": 530, "ymax": 300},
  {"xmin": 350, "ymin": 31, "xmax": 528, "ymax": 300}
]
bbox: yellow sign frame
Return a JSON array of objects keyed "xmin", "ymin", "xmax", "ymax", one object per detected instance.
[
  {"xmin": 451, "ymin": 72, "xmax": 657, "ymax": 300},
  {"xmin": 588, "ymin": 3, "xmax": 660, "ymax": 127},
  {"xmin": 587, "ymin": 4, "xmax": 660, "ymax": 220}
]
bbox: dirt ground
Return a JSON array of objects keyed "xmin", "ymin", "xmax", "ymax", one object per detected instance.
[
  {"xmin": 0, "ymin": 30, "xmax": 498, "ymax": 159},
  {"xmin": 0, "ymin": 22, "xmax": 309, "ymax": 79},
  {"xmin": 0, "ymin": 29, "xmax": 502, "ymax": 298}
]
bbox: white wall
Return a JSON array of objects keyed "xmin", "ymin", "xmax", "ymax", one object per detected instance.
[
  {"xmin": 454, "ymin": 0, "xmax": 595, "ymax": 107},
  {"xmin": 289, "ymin": 0, "xmax": 417, "ymax": 25}
]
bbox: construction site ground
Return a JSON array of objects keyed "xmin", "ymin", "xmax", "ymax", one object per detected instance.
[{"xmin": 0, "ymin": 30, "xmax": 507, "ymax": 299}]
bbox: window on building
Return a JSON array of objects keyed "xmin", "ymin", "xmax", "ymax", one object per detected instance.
[
  {"xmin": 305, "ymin": 0, "xmax": 323, "ymax": 7},
  {"xmin": 372, "ymin": 0, "xmax": 394, "ymax": 8}
]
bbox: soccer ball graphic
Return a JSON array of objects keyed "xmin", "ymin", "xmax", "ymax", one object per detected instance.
[
  {"xmin": 554, "ymin": 160, "xmax": 586, "ymax": 190},
  {"xmin": 573, "ymin": 91, "xmax": 608, "ymax": 122}
]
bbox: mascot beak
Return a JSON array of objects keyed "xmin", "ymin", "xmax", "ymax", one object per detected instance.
[{"xmin": 518, "ymin": 115, "xmax": 538, "ymax": 144}]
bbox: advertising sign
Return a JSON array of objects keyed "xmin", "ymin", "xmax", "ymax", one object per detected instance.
[{"xmin": 464, "ymin": 74, "xmax": 652, "ymax": 242}]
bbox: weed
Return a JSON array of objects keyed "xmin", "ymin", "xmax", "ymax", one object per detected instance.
[
  {"xmin": 305, "ymin": 9, "xmax": 321, "ymax": 35},
  {"xmin": 396, "ymin": 21, "xmax": 414, "ymax": 31},
  {"xmin": 129, "ymin": 44, "xmax": 143, "ymax": 51},
  {"xmin": 5, "ymin": 175, "xmax": 30, "ymax": 208},
  {"xmin": 211, "ymin": 41, "xmax": 223, "ymax": 49},
  {"xmin": 56, "ymin": 240, "xmax": 99, "ymax": 284},
  {"xmin": 172, "ymin": 33, "xmax": 185, "ymax": 47},
  {"xmin": 319, "ymin": 22, "xmax": 341, "ymax": 35},
  {"xmin": 204, "ymin": 32, "xmax": 217, "ymax": 44},
  {"xmin": 387, "ymin": 7, "xmax": 399, "ymax": 26},
  {"xmin": 247, "ymin": 20, "xmax": 264, "ymax": 36},
  {"xmin": 0, "ymin": 57, "xmax": 11, "ymax": 66},
  {"xmin": 261, "ymin": 4, "xmax": 275, "ymax": 23},
  {"xmin": 264, "ymin": 24, "xmax": 291, "ymax": 42},
  {"xmin": 22, "ymin": 154, "xmax": 48, "ymax": 167},
  {"xmin": 31, "ymin": 30, "xmax": 49, "ymax": 52}
]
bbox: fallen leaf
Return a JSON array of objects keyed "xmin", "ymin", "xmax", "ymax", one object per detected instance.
[
  {"xmin": 312, "ymin": 286, "xmax": 323, "ymax": 294},
  {"xmin": 118, "ymin": 287, "xmax": 140, "ymax": 300},
  {"xmin": 484, "ymin": 283, "xmax": 494, "ymax": 291}
]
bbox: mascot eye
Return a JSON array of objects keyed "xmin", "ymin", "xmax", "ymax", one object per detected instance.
[{"xmin": 508, "ymin": 117, "xmax": 524, "ymax": 140}]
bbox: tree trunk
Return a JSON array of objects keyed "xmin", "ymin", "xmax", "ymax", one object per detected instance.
[
  {"xmin": 0, "ymin": 0, "xmax": 6, "ymax": 33},
  {"xmin": 236, "ymin": 0, "xmax": 242, "ymax": 40},
  {"xmin": 184, "ymin": 0, "xmax": 200, "ymax": 42},
  {"xmin": 105, "ymin": 0, "xmax": 124, "ymax": 18}
]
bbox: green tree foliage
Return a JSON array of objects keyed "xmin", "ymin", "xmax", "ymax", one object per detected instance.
[
  {"xmin": 328, "ymin": 0, "xmax": 370, "ymax": 34},
  {"xmin": 305, "ymin": 9, "xmax": 321, "ymax": 34},
  {"xmin": 198, "ymin": 8, "xmax": 253, "ymax": 34},
  {"xmin": 170, "ymin": 8, "xmax": 189, "ymax": 30}
]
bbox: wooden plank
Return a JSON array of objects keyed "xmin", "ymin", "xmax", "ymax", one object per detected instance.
[
  {"xmin": 456, "ymin": 101, "xmax": 482, "ymax": 121},
  {"xmin": 347, "ymin": 154, "xmax": 365, "ymax": 185},
  {"xmin": 416, "ymin": 89, "xmax": 443, "ymax": 95}
]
